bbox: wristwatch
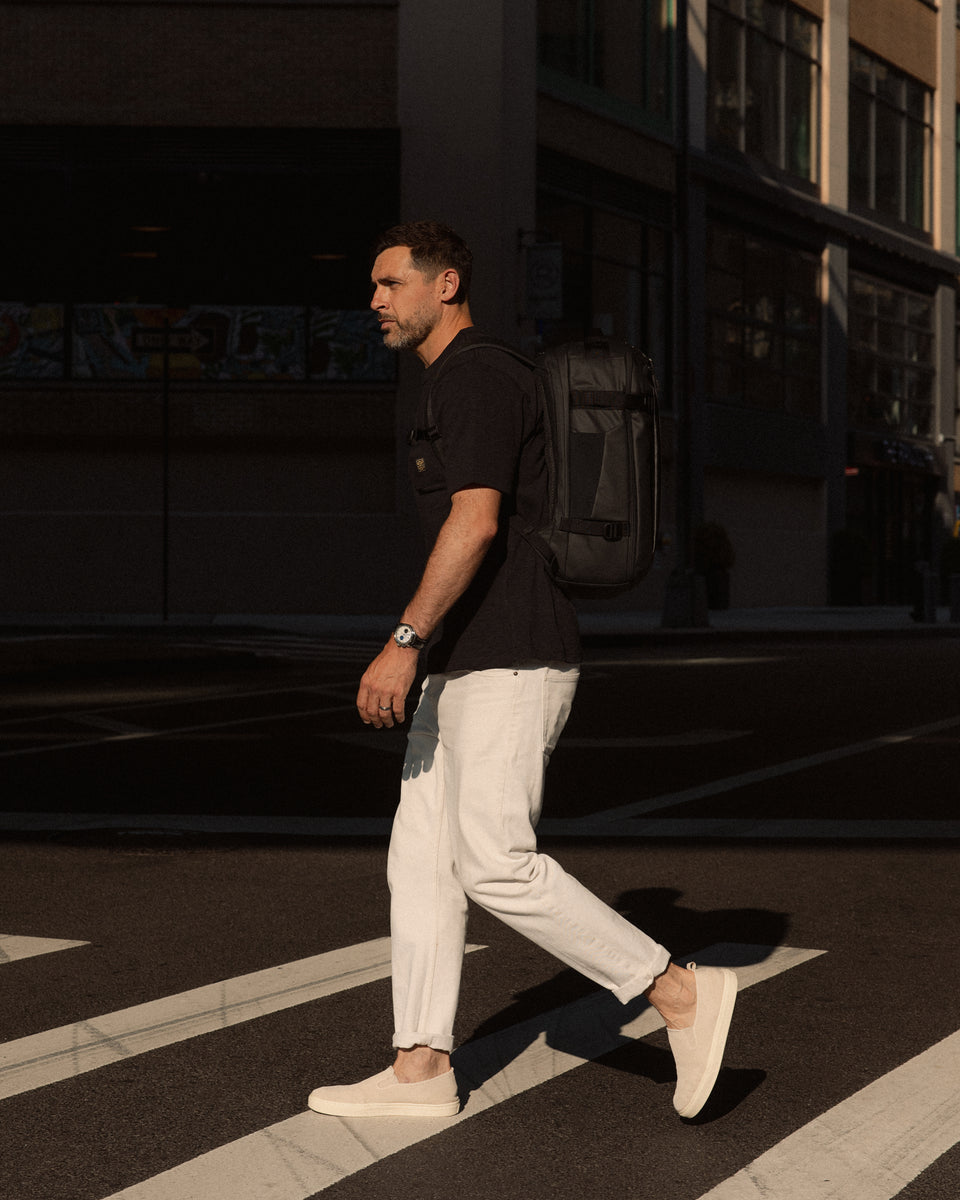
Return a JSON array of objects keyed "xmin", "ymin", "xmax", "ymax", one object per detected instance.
[{"xmin": 392, "ymin": 622, "xmax": 427, "ymax": 650}]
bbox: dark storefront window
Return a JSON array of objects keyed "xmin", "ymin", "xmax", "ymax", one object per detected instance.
[
  {"xmin": 848, "ymin": 272, "xmax": 935, "ymax": 438},
  {"xmin": 842, "ymin": 465, "xmax": 937, "ymax": 604},
  {"xmin": 707, "ymin": 0, "xmax": 821, "ymax": 186},
  {"xmin": 843, "ymin": 273, "xmax": 939, "ymax": 605},
  {"xmin": 849, "ymin": 47, "xmax": 932, "ymax": 233},
  {"xmin": 0, "ymin": 127, "xmax": 399, "ymax": 382},
  {"xmin": 535, "ymin": 177, "xmax": 671, "ymax": 395},
  {"xmin": 538, "ymin": 0, "xmax": 674, "ymax": 128},
  {"xmin": 706, "ymin": 223, "xmax": 821, "ymax": 416}
]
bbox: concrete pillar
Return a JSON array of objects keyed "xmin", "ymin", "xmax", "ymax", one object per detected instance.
[
  {"xmin": 823, "ymin": 239, "xmax": 850, "ymax": 544},
  {"xmin": 663, "ymin": 0, "xmax": 709, "ymax": 627},
  {"xmin": 933, "ymin": 0, "xmax": 957, "ymax": 255},
  {"xmin": 686, "ymin": 0, "xmax": 708, "ymax": 153},
  {"xmin": 821, "ymin": 0, "xmax": 849, "ymax": 210},
  {"xmin": 934, "ymin": 0, "xmax": 959, "ymax": 559},
  {"xmin": 397, "ymin": 0, "xmax": 537, "ymax": 340},
  {"xmin": 392, "ymin": 1, "xmax": 538, "ymax": 601},
  {"xmin": 821, "ymin": 3, "xmax": 850, "ymax": 600}
]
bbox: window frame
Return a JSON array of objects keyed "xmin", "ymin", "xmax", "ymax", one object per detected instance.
[
  {"xmin": 706, "ymin": 0, "xmax": 822, "ymax": 191},
  {"xmin": 536, "ymin": 152, "xmax": 674, "ymax": 407},
  {"xmin": 847, "ymin": 270, "xmax": 937, "ymax": 441},
  {"xmin": 848, "ymin": 45, "xmax": 933, "ymax": 237},
  {"xmin": 537, "ymin": 0, "xmax": 676, "ymax": 138},
  {"xmin": 705, "ymin": 220, "xmax": 823, "ymax": 419}
]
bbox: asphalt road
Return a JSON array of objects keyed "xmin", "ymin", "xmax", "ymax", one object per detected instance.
[{"xmin": 1, "ymin": 628, "xmax": 959, "ymax": 1200}]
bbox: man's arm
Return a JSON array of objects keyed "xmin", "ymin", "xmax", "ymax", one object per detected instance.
[{"xmin": 356, "ymin": 486, "xmax": 501, "ymax": 728}]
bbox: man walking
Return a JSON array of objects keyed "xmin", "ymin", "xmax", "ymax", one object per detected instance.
[{"xmin": 307, "ymin": 220, "xmax": 736, "ymax": 1121}]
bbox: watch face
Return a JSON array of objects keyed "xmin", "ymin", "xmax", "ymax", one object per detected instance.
[{"xmin": 395, "ymin": 624, "xmax": 416, "ymax": 646}]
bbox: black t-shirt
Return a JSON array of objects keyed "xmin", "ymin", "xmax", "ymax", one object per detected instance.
[{"xmin": 409, "ymin": 327, "xmax": 580, "ymax": 673}]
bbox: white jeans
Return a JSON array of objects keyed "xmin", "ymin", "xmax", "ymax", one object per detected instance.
[{"xmin": 387, "ymin": 664, "xmax": 671, "ymax": 1052}]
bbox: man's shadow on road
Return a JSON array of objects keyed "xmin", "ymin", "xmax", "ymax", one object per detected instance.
[{"xmin": 452, "ymin": 887, "xmax": 784, "ymax": 1122}]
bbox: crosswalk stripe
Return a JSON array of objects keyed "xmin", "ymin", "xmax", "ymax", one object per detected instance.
[
  {"xmin": 0, "ymin": 939, "xmax": 485, "ymax": 1101},
  {"xmin": 0, "ymin": 934, "xmax": 89, "ymax": 965},
  {"xmin": 100, "ymin": 943, "xmax": 825, "ymax": 1200},
  {"xmin": 695, "ymin": 1027, "xmax": 960, "ymax": 1200}
]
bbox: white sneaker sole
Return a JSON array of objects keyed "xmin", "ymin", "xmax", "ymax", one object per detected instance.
[{"xmin": 307, "ymin": 1096, "xmax": 460, "ymax": 1118}]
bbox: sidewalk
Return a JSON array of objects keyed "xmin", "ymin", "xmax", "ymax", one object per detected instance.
[{"xmin": 0, "ymin": 605, "xmax": 958, "ymax": 677}]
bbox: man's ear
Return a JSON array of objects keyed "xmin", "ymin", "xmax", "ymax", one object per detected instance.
[{"xmin": 438, "ymin": 268, "xmax": 461, "ymax": 302}]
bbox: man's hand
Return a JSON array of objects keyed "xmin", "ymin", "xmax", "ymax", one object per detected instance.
[
  {"xmin": 357, "ymin": 643, "xmax": 419, "ymax": 729},
  {"xmin": 356, "ymin": 487, "xmax": 499, "ymax": 730}
]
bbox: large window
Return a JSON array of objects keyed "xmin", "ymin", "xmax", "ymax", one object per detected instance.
[
  {"xmin": 706, "ymin": 223, "xmax": 821, "ymax": 417},
  {"xmin": 849, "ymin": 48, "xmax": 932, "ymax": 233},
  {"xmin": 708, "ymin": 0, "xmax": 821, "ymax": 185},
  {"xmin": 536, "ymin": 164, "xmax": 671, "ymax": 387},
  {"xmin": 0, "ymin": 128, "xmax": 395, "ymax": 308},
  {"xmin": 538, "ymin": 0, "xmax": 673, "ymax": 126},
  {"xmin": 0, "ymin": 127, "xmax": 399, "ymax": 382},
  {"xmin": 848, "ymin": 273, "xmax": 935, "ymax": 439}
]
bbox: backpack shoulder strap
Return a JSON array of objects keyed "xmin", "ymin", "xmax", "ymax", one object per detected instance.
[{"xmin": 411, "ymin": 339, "xmax": 534, "ymax": 448}]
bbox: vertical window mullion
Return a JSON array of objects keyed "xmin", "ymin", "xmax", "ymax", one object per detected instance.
[
  {"xmin": 586, "ymin": 0, "xmax": 597, "ymax": 88},
  {"xmin": 869, "ymin": 66, "xmax": 877, "ymax": 211},
  {"xmin": 899, "ymin": 78, "xmax": 907, "ymax": 224},
  {"xmin": 778, "ymin": 11, "xmax": 786, "ymax": 172},
  {"xmin": 739, "ymin": 13, "xmax": 748, "ymax": 154}
]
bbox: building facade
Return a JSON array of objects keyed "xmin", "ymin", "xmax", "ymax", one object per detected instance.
[{"xmin": 1, "ymin": 0, "xmax": 958, "ymax": 621}]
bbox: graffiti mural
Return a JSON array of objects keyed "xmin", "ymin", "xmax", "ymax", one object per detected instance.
[
  {"xmin": 309, "ymin": 309, "xmax": 395, "ymax": 381},
  {"xmin": 72, "ymin": 305, "xmax": 307, "ymax": 381},
  {"xmin": 0, "ymin": 304, "xmax": 65, "ymax": 379}
]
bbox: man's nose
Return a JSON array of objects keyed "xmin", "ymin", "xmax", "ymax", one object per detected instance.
[{"xmin": 370, "ymin": 287, "xmax": 386, "ymax": 311}]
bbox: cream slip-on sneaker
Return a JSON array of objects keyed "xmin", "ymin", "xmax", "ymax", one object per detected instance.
[
  {"xmin": 666, "ymin": 962, "xmax": 738, "ymax": 1118},
  {"xmin": 307, "ymin": 1066, "xmax": 460, "ymax": 1118}
]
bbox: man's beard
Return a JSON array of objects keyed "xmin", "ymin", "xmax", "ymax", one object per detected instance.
[{"xmin": 381, "ymin": 305, "xmax": 436, "ymax": 352}]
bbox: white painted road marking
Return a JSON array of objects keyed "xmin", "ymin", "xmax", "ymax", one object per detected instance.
[
  {"xmin": 0, "ymin": 938, "xmax": 485, "ymax": 1101},
  {"xmin": 0, "ymin": 698, "xmax": 358, "ymax": 759},
  {"xmin": 0, "ymin": 934, "xmax": 88, "ymax": 965},
  {"xmin": 100, "ymin": 944, "xmax": 824, "ymax": 1200},
  {"xmin": 585, "ymin": 713, "xmax": 960, "ymax": 824},
  {"xmin": 696, "ymin": 1028, "xmax": 960, "ymax": 1200},
  {"xmin": 538, "ymin": 818, "xmax": 960, "ymax": 839}
]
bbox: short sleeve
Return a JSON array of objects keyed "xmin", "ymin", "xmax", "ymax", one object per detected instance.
[{"xmin": 433, "ymin": 358, "xmax": 525, "ymax": 497}]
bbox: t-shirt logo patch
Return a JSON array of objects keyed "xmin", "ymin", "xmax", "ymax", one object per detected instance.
[{"xmin": 415, "ymin": 457, "xmax": 427, "ymax": 473}]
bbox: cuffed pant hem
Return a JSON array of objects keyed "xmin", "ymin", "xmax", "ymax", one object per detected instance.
[
  {"xmin": 611, "ymin": 946, "xmax": 672, "ymax": 1004},
  {"xmin": 392, "ymin": 1031, "xmax": 456, "ymax": 1053}
]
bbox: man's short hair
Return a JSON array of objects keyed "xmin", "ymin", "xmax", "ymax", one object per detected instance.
[{"xmin": 374, "ymin": 220, "xmax": 472, "ymax": 304}]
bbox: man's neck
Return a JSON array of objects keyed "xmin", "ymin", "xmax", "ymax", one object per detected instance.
[{"xmin": 416, "ymin": 305, "xmax": 474, "ymax": 366}]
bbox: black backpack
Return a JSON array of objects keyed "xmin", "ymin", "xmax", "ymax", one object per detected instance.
[{"xmin": 420, "ymin": 334, "xmax": 661, "ymax": 595}]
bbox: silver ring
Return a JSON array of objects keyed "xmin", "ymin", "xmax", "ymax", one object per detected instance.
[{"xmin": 378, "ymin": 704, "xmax": 391, "ymax": 711}]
